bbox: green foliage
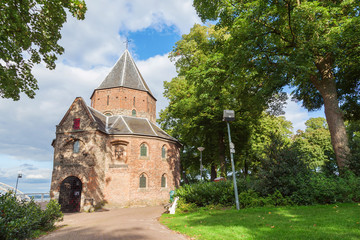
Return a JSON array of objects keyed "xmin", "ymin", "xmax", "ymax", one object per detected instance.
[
  {"xmin": 347, "ymin": 120, "xmax": 360, "ymax": 175},
  {"xmin": 175, "ymin": 180, "xmax": 247, "ymax": 207},
  {"xmin": 194, "ymin": 0, "xmax": 360, "ymax": 169},
  {"xmin": 0, "ymin": 0, "xmax": 87, "ymax": 100},
  {"xmin": 293, "ymin": 118, "xmax": 334, "ymax": 170},
  {"xmin": 176, "ymin": 198, "xmax": 198, "ymax": 213},
  {"xmin": 161, "ymin": 203, "xmax": 360, "ymax": 240},
  {"xmin": 243, "ymin": 113, "xmax": 293, "ymax": 175},
  {"xmin": 291, "ymin": 172, "xmax": 360, "ymax": 205},
  {"xmin": 0, "ymin": 192, "xmax": 63, "ymax": 240},
  {"xmin": 39, "ymin": 199, "xmax": 63, "ymax": 230},
  {"xmin": 254, "ymin": 133, "xmax": 311, "ymax": 197},
  {"xmin": 159, "ymin": 24, "xmax": 288, "ymax": 179},
  {"xmin": 239, "ymin": 190, "xmax": 292, "ymax": 209}
]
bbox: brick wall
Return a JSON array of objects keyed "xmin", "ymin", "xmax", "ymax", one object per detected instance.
[
  {"xmin": 103, "ymin": 135, "xmax": 180, "ymax": 207},
  {"xmin": 51, "ymin": 98, "xmax": 181, "ymax": 210},
  {"xmin": 90, "ymin": 87, "xmax": 156, "ymax": 122}
]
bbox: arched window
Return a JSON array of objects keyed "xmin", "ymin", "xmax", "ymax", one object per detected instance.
[
  {"xmin": 73, "ymin": 140, "xmax": 80, "ymax": 153},
  {"xmin": 161, "ymin": 145, "xmax": 166, "ymax": 159},
  {"xmin": 107, "ymin": 95, "xmax": 110, "ymax": 105},
  {"xmin": 133, "ymin": 97, "xmax": 136, "ymax": 107},
  {"xmin": 140, "ymin": 143, "xmax": 147, "ymax": 157},
  {"xmin": 132, "ymin": 109, "xmax": 136, "ymax": 117},
  {"xmin": 139, "ymin": 173, "xmax": 147, "ymax": 188},
  {"xmin": 104, "ymin": 112, "xmax": 112, "ymax": 116},
  {"xmin": 161, "ymin": 174, "xmax": 167, "ymax": 188}
]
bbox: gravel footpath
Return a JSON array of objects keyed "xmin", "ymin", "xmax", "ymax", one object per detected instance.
[{"xmin": 39, "ymin": 206, "xmax": 188, "ymax": 240}]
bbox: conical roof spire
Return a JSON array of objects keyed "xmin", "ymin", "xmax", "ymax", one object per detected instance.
[{"xmin": 96, "ymin": 50, "xmax": 154, "ymax": 98}]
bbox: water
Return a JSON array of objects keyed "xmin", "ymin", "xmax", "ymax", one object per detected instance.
[{"xmin": 26, "ymin": 193, "xmax": 51, "ymax": 202}]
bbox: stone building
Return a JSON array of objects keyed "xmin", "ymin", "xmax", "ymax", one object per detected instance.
[{"xmin": 50, "ymin": 50, "xmax": 181, "ymax": 212}]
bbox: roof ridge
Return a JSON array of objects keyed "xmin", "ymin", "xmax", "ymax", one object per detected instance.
[
  {"xmin": 128, "ymin": 52, "xmax": 147, "ymax": 91},
  {"xmin": 105, "ymin": 116, "xmax": 109, "ymax": 133},
  {"xmin": 94, "ymin": 50, "xmax": 156, "ymax": 100},
  {"xmin": 121, "ymin": 116, "xmax": 133, "ymax": 133},
  {"xmin": 109, "ymin": 115, "xmax": 121, "ymax": 130},
  {"xmin": 121, "ymin": 51, "xmax": 127, "ymax": 86},
  {"xmin": 146, "ymin": 118, "xmax": 158, "ymax": 136}
]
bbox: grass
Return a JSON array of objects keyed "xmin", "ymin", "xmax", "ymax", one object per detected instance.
[{"xmin": 160, "ymin": 203, "xmax": 360, "ymax": 240}]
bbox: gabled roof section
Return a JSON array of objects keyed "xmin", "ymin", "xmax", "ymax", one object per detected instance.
[
  {"xmin": 96, "ymin": 49, "xmax": 155, "ymax": 99},
  {"xmin": 84, "ymin": 108, "xmax": 178, "ymax": 142},
  {"xmin": 59, "ymin": 97, "xmax": 95, "ymax": 126}
]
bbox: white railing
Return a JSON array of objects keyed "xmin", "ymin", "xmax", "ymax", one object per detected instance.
[{"xmin": 19, "ymin": 193, "xmax": 50, "ymax": 202}]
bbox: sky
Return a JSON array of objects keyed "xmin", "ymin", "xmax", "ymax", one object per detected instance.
[{"xmin": 0, "ymin": 0, "xmax": 324, "ymax": 193}]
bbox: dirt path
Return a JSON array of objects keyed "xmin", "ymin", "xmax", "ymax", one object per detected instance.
[{"xmin": 39, "ymin": 206, "xmax": 188, "ymax": 240}]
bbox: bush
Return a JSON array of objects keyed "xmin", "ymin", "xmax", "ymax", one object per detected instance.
[
  {"xmin": 239, "ymin": 190, "xmax": 292, "ymax": 208},
  {"xmin": 0, "ymin": 192, "xmax": 63, "ymax": 240},
  {"xmin": 175, "ymin": 179, "xmax": 248, "ymax": 207},
  {"xmin": 176, "ymin": 198, "xmax": 198, "ymax": 213}
]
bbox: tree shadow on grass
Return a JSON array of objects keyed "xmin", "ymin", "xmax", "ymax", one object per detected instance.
[{"xmin": 164, "ymin": 204, "xmax": 360, "ymax": 240}]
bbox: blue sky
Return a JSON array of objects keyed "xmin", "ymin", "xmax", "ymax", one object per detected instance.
[{"xmin": 0, "ymin": 0, "xmax": 324, "ymax": 194}]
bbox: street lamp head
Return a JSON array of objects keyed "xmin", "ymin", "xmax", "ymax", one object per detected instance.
[
  {"xmin": 197, "ymin": 147, "xmax": 205, "ymax": 152},
  {"xmin": 223, "ymin": 110, "xmax": 235, "ymax": 122}
]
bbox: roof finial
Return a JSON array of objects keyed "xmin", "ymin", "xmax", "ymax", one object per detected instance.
[{"xmin": 124, "ymin": 38, "xmax": 131, "ymax": 50}]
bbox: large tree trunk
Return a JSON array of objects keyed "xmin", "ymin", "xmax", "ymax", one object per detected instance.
[{"xmin": 311, "ymin": 55, "xmax": 350, "ymax": 169}]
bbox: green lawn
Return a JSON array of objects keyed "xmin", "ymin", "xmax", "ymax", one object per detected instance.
[{"xmin": 160, "ymin": 203, "xmax": 360, "ymax": 240}]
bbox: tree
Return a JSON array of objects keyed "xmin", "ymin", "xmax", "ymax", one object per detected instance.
[
  {"xmin": 159, "ymin": 24, "xmax": 287, "ymax": 179},
  {"xmin": 0, "ymin": 0, "xmax": 87, "ymax": 100},
  {"xmin": 244, "ymin": 113, "xmax": 293, "ymax": 175},
  {"xmin": 193, "ymin": 0, "xmax": 360, "ymax": 170},
  {"xmin": 293, "ymin": 117, "xmax": 334, "ymax": 171}
]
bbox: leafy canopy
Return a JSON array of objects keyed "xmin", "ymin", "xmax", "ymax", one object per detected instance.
[{"xmin": 0, "ymin": 0, "xmax": 87, "ymax": 100}]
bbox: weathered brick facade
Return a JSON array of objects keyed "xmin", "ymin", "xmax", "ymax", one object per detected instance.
[{"xmin": 50, "ymin": 50, "xmax": 180, "ymax": 211}]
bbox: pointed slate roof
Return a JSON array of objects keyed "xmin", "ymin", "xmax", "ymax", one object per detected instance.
[{"xmin": 95, "ymin": 50, "xmax": 155, "ymax": 99}]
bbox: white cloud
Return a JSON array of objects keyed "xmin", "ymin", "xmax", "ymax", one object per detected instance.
[
  {"xmin": 283, "ymin": 97, "xmax": 309, "ymax": 132},
  {"xmin": 0, "ymin": 0, "xmax": 200, "ymax": 192},
  {"xmin": 137, "ymin": 54, "xmax": 177, "ymax": 114},
  {"xmin": 59, "ymin": 0, "xmax": 200, "ymax": 68}
]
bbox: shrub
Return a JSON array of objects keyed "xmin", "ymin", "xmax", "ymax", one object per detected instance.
[
  {"xmin": 175, "ymin": 179, "xmax": 248, "ymax": 207},
  {"xmin": 176, "ymin": 198, "xmax": 198, "ymax": 213},
  {"xmin": 0, "ymin": 192, "xmax": 63, "ymax": 240},
  {"xmin": 238, "ymin": 190, "xmax": 292, "ymax": 208}
]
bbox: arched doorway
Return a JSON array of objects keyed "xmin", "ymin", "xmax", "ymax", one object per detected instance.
[{"xmin": 59, "ymin": 176, "xmax": 82, "ymax": 212}]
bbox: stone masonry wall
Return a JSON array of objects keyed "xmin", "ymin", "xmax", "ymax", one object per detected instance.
[{"xmin": 50, "ymin": 98, "xmax": 107, "ymax": 210}]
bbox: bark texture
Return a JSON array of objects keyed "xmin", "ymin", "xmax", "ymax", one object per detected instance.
[{"xmin": 311, "ymin": 55, "xmax": 350, "ymax": 169}]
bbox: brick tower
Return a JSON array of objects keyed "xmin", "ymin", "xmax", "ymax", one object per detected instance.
[
  {"xmin": 50, "ymin": 50, "xmax": 181, "ymax": 211},
  {"xmin": 90, "ymin": 50, "xmax": 156, "ymax": 122}
]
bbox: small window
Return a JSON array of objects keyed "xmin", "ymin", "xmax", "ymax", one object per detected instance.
[
  {"xmin": 161, "ymin": 174, "xmax": 166, "ymax": 188},
  {"xmin": 107, "ymin": 95, "xmax": 109, "ymax": 105},
  {"xmin": 140, "ymin": 144, "xmax": 147, "ymax": 157},
  {"xmin": 73, "ymin": 140, "xmax": 80, "ymax": 153},
  {"xmin": 73, "ymin": 118, "xmax": 80, "ymax": 130},
  {"xmin": 139, "ymin": 173, "xmax": 147, "ymax": 188},
  {"xmin": 161, "ymin": 146, "xmax": 166, "ymax": 159},
  {"xmin": 132, "ymin": 109, "xmax": 136, "ymax": 117},
  {"xmin": 104, "ymin": 112, "xmax": 112, "ymax": 116},
  {"xmin": 133, "ymin": 97, "xmax": 136, "ymax": 107}
]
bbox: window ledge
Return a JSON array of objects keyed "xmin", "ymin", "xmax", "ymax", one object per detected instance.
[{"xmin": 138, "ymin": 188, "xmax": 149, "ymax": 192}]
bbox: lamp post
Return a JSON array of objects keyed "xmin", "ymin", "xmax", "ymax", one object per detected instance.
[
  {"xmin": 15, "ymin": 172, "xmax": 22, "ymax": 195},
  {"xmin": 223, "ymin": 110, "xmax": 240, "ymax": 210},
  {"xmin": 197, "ymin": 147, "xmax": 205, "ymax": 181}
]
